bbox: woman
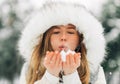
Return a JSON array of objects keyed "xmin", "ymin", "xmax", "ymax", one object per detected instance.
[{"xmin": 18, "ymin": 1, "xmax": 106, "ymax": 84}]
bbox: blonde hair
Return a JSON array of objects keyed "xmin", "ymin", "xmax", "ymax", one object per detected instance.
[{"xmin": 26, "ymin": 25, "xmax": 90, "ymax": 84}]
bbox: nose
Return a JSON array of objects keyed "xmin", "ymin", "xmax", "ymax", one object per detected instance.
[{"xmin": 60, "ymin": 33, "xmax": 66, "ymax": 41}]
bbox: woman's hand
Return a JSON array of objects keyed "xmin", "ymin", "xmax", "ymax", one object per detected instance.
[
  {"xmin": 62, "ymin": 53, "xmax": 81, "ymax": 75},
  {"xmin": 43, "ymin": 51, "xmax": 62, "ymax": 77}
]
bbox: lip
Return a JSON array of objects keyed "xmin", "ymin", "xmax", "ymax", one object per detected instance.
[{"xmin": 59, "ymin": 45, "xmax": 68, "ymax": 51}]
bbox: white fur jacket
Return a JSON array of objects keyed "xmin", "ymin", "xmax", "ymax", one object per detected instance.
[
  {"xmin": 18, "ymin": 1, "xmax": 107, "ymax": 84},
  {"xmin": 19, "ymin": 62, "xmax": 106, "ymax": 84}
]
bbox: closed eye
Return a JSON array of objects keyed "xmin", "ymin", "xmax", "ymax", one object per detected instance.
[
  {"xmin": 67, "ymin": 31, "xmax": 75, "ymax": 34},
  {"xmin": 53, "ymin": 31, "xmax": 60, "ymax": 34}
]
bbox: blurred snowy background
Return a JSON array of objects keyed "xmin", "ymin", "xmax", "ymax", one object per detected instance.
[{"xmin": 0, "ymin": 0, "xmax": 120, "ymax": 84}]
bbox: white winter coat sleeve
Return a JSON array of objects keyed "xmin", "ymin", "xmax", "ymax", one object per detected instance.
[
  {"xmin": 19, "ymin": 63, "xmax": 106, "ymax": 84},
  {"xmin": 34, "ymin": 70, "xmax": 82, "ymax": 84},
  {"xmin": 19, "ymin": 63, "xmax": 28, "ymax": 84},
  {"xmin": 94, "ymin": 66, "xmax": 107, "ymax": 84},
  {"xmin": 19, "ymin": 63, "xmax": 82, "ymax": 84}
]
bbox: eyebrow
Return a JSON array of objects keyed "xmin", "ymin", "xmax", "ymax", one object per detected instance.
[
  {"xmin": 67, "ymin": 26, "xmax": 76, "ymax": 29},
  {"xmin": 52, "ymin": 26, "xmax": 76, "ymax": 30},
  {"xmin": 51, "ymin": 26, "xmax": 60, "ymax": 29}
]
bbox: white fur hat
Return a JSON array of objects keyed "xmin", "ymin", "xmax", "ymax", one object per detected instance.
[{"xmin": 18, "ymin": 1, "xmax": 106, "ymax": 73}]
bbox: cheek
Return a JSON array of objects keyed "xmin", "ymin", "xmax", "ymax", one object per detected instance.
[
  {"xmin": 68, "ymin": 36, "xmax": 79, "ymax": 50},
  {"xmin": 50, "ymin": 36, "xmax": 59, "ymax": 50},
  {"xmin": 70, "ymin": 35, "xmax": 79, "ymax": 43}
]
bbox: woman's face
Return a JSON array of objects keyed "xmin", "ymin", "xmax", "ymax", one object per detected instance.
[{"xmin": 50, "ymin": 24, "xmax": 79, "ymax": 51}]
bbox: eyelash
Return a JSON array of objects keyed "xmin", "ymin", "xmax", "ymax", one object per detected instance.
[
  {"xmin": 53, "ymin": 31, "xmax": 75, "ymax": 34},
  {"xmin": 53, "ymin": 31, "xmax": 60, "ymax": 34},
  {"xmin": 67, "ymin": 32, "xmax": 75, "ymax": 34}
]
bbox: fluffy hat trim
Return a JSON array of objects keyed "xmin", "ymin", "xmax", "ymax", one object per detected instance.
[{"xmin": 18, "ymin": 2, "xmax": 106, "ymax": 73}]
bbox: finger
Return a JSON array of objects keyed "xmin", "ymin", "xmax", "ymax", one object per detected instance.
[
  {"xmin": 58, "ymin": 59, "xmax": 62, "ymax": 70},
  {"xmin": 44, "ymin": 51, "xmax": 50, "ymax": 63},
  {"xmin": 53, "ymin": 51, "xmax": 59, "ymax": 65},
  {"xmin": 45, "ymin": 51, "xmax": 53, "ymax": 60},
  {"xmin": 56, "ymin": 53, "xmax": 61, "ymax": 66},
  {"xmin": 45, "ymin": 51, "xmax": 54, "ymax": 64},
  {"xmin": 44, "ymin": 51, "xmax": 49, "ymax": 59},
  {"xmin": 74, "ymin": 53, "xmax": 81, "ymax": 66},
  {"xmin": 50, "ymin": 51, "xmax": 58, "ymax": 64},
  {"xmin": 66, "ymin": 54, "xmax": 70, "ymax": 65},
  {"xmin": 69, "ymin": 54, "xmax": 75, "ymax": 66}
]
